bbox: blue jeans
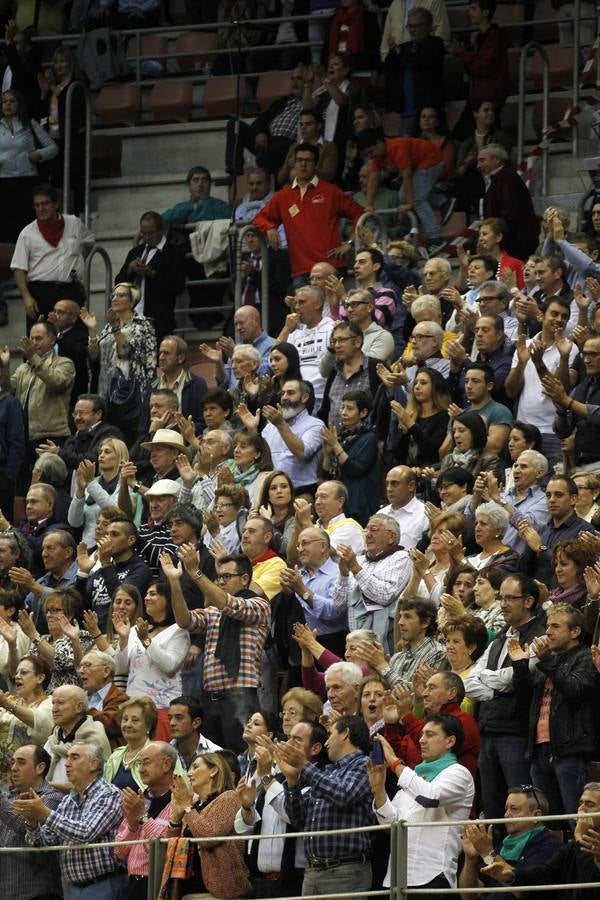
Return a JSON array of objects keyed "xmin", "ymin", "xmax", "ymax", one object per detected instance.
[
  {"xmin": 540, "ymin": 432, "xmax": 563, "ymax": 476},
  {"xmin": 398, "ymin": 161, "xmax": 444, "ymax": 242},
  {"xmin": 65, "ymin": 872, "xmax": 128, "ymax": 900},
  {"xmin": 531, "ymin": 744, "xmax": 589, "ymax": 816},
  {"xmin": 303, "ymin": 860, "xmax": 372, "ymax": 898},
  {"xmin": 479, "ymin": 733, "xmax": 532, "ymax": 820}
]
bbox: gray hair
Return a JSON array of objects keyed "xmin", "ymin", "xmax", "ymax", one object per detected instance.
[
  {"xmin": 81, "ymin": 649, "xmax": 116, "ymax": 675},
  {"xmin": 414, "ymin": 320, "xmax": 444, "ymax": 348},
  {"xmin": 27, "ymin": 482, "xmax": 57, "ymax": 509},
  {"xmin": 232, "ymin": 343, "xmax": 261, "ymax": 367},
  {"xmin": 33, "ymin": 452, "xmax": 69, "ymax": 486},
  {"xmin": 425, "ymin": 257, "xmax": 451, "ymax": 276},
  {"xmin": 72, "ymin": 741, "xmax": 105, "ymax": 772},
  {"xmin": 480, "ymin": 280, "xmax": 511, "ymax": 306},
  {"xmin": 482, "ymin": 143, "xmax": 508, "ymax": 164},
  {"xmin": 347, "ymin": 288, "xmax": 373, "ymax": 306},
  {"xmin": 325, "ymin": 661, "xmax": 363, "ymax": 688},
  {"xmin": 210, "ymin": 429, "xmax": 234, "ymax": 454},
  {"xmin": 476, "ymin": 501, "xmax": 510, "ymax": 532},
  {"xmin": 149, "ymin": 740, "xmax": 179, "ymax": 771},
  {"xmin": 369, "ymin": 513, "xmax": 401, "ymax": 543},
  {"xmin": 347, "ymin": 628, "xmax": 379, "ymax": 643},
  {"xmin": 296, "ymin": 284, "xmax": 325, "ymax": 308},
  {"xmin": 411, "ymin": 294, "xmax": 442, "ymax": 319},
  {"xmin": 519, "ymin": 449, "xmax": 548, "ymax": 476},
  {"xmin": 67, "ymin": 685, "xmax": 89, "ymax": 712}
]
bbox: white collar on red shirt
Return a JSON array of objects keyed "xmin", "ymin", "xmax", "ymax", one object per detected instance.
[{"xmin": 292, "ymin": 175, "xmax": 319, "ymax": 190}]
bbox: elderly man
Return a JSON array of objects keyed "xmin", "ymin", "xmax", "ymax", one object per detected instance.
[
  {"xmin": 180, "ymin": 428, "xmax": 234, "ymax": 512},
  {"xmin": 332, "ymin": 513, "xmax": 412, "ymax": 651},
  {"xmin": 79, "ymin": 650, "xmax": 128, "ymax": 750},
  {"xmin": 0, "ymin": 744, "xmax": 63, "ymax": 900},
  {"xmin": 138, "ymin": 429, "xmax": 186, "ymax": 489},
  {"xmin": 18, "ymin": 741, "xmax": 127, "ymax": 898},
  {"xmin": 137, "ymin": 478, "xmax": 180, "ymax": 577},
  {"xmin": 201, "ymin": 305, "xmax": 275, "ymax": 391},
  {"xmin": 277, "ymin": 285, "xmax": 335, "ymax": 407},
  {"xmin": 401, "ymin": 294, "xmax": 456, "ymax": 364},
  {"xmin": 129, "ymin": 390, "xmax": 180, "ymax": 481},
  {"xmin": 3, "ymin": 320, "xmax": 75, "ymax": 459},
  {"xmin": 139, "ymin": 335, "xmax": 208, "ymax": 436},
  {"xmin": 403, "ymin": 320, "xmax": 451, "ymax": 391},
  {"xmin": 39, "ymin": 394, "xmax": 123, "ymax": 478},
  {"xmin": 239, "ymin": 516, "xmax": 286, "ymax": 601},
  {"xmin": 166, "ymin": 549, "xmax": 271, "ymax": 752},
  {"xmin": 370, "ymin": 714, "xmax": 474, "ymax": 895},
  {"xmin": 115, "ymin": 741, "xmax": 178, "ymax": 899},
  {"xmin": 379, "ymin": 466, "xmax": 428, "ymax": 549},
  {"xmin": 262, "ymin": 378, "xmax": 325, "ymax": 493},
  {"xmin": 286, "ymin": 479, "xmax": 364, "ymax": 568},
  {"xmin": 460, "ymin": 785, "xmax": 562, "ymax": 896},
  {"xmin": 115, "ymin": 211, "xmax": 186, "ymax": 344},
  {"xmin": 280, "ymin": 526, "xmax": 347, "ymax": 656},
  {"xmin": 10, "ymin": 183, "xmax": 94, "ymax": 328},
  {"xmin": 44, "ymin": 685, "xmax": 111, "ymax": 787},
  {"xmin": 0, "ymin": 483, "xmax": 61, "ymax": 577},
  {"xmin": 474, "ymin": 448, "xmax": 549, "ymax": 555},
  {"xmin": 50, "ymin": 297, "xmax": 90, "ymax": 404},
  {"xmin": 18, "ymin": 529, "xmax": 78, "ymax": 629},
  {"xmin": 478, "ymin": 144, "xmax": 539, "ymax": 261},
  {"xmin": 324, "ymin": 660, "xmax": 362, "ymax": 717},
  {"xmin": 448, "ymin": 313, "xmax": 516, "ymax": 410}
]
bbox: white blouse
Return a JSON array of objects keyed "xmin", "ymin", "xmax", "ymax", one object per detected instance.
[{"xmin": 115, "ymin": 623, "xmax": 190, "ymax": 709}]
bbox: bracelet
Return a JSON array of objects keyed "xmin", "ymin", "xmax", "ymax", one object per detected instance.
[
  {"xmin": 168, "ymin": 819, "xmax": 182, "ymax": 829},
  {"xmin": 91, "ymin": 632, "xmax": 102, "ymax": 640},
  {"xmin": 389, "ymin": 759, "xmax": 403, "ymax": 772}
]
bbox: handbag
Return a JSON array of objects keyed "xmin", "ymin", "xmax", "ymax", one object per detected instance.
[{"xmin": 106, "ymin": 366, "xmax": 140, "ymax": 430}]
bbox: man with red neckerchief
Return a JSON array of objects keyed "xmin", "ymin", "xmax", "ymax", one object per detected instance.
[{"xmin": 11, "ymin": 182, "xmax": 94, "ymax": 329}]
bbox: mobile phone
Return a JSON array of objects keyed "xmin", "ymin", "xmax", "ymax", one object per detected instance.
[{"xmin": 370, "ymin": 739, "xmax": 384, "ymax": 764}]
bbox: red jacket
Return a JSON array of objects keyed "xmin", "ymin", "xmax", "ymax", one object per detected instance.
[
  {"xmin": 329, "ymin": 3, "xmax": 365, "ymax": 58},
  {"xmin": 253, "ymin": 179, "xmax": 364, "ymax": 276},
  {"xmin": 401, "ymin": 701, "xmax": 480, "ymax": 777},
  {"xmin": 458, "ymin": 24, "xmax": 510, "ymax": 107}
]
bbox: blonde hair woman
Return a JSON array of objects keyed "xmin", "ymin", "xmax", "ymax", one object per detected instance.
[{"xmin": 67, "ymin": 437, "xmax": 141, "ymax": 544}]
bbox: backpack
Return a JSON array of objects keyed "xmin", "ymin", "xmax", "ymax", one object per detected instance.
[{"xmin": 77, "ymin": 28, "xmax": 128, "ymax": 89}]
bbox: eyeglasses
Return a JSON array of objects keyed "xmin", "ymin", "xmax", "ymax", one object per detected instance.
[
  {"xmin": 112, "ymin": 291, "xmax": 130, "ymax": 298},
  {"xmin": 582, "ymin": 350, "xmax": 600, "ymax": 358},
  {"xmin": 477, "ymin": 295, "xmax": 502, "ymax": 302},
  {"xmin": 412, "ymin": 334, "xmax": 437, "ymax": 340},
  {"xmin": 345, "ymin": 301, "xmax": 369, "ymax": 309},
  {"xmin": 331, "ymin": 336, "xmax": 354, "ymax": 344},
  {"xmin": 296, "ymin": 538, "xmax": 323, "ymax": 548},
  {"xmin": 215, "ymin": 502, "xmax": 235, "ymax": 510},
  {"xmin": 280, "ymin": 708, "xmax": 303, "ymax": 719},
  {"xmin": 216, "ymin": 572, "xmax": 241, "ymax": 582},
  {"xmin": 498, "ymin": 594, "xmax": 525, "ymax": 602}
]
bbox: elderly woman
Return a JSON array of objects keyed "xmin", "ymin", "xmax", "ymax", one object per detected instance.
[
  {"xmin": 19, "ymin": 587, "xmax": 94, "ymax": 692},
  {"xmin": 295, "ymin": 623, "xmax": 379, "ymax": 700},
  {"xmin": 31, "ymin": 451, "xmax": 71, "ymax": 522},
  {"xmin": 203, "ymin": 484, "xmax": 249, "ymax": 555},
  {"xmin": 104, "ymin": 695, "xmax": 157, "ymax": 789},
  {"xmin": 68, "ymin": 437, "xmax": 140, "ymax": 545},
  {"xmin": 0, "ymin": 654, "xmax": 53, "ymax": 787},
  {"xmin": 549, "ymin": 539, "xmax": 599, "ymax": 617},
  {"xmin": 443, "ymin": 616, "xmax": 489, "ymax": 715},
  {"xmin": 228, "ymin": 343, "xmax": 271, "ymax": 420},
  {"xmin": 466, "ymin": 502, "xmax": 520, "ymax": 571},
  {"xmin": 472, "ymin": 566, "xmax": 506, "ymax": 638},
  {"xmin": 0, "ymin": 88, "xmax": 58, "ymax": 243},
  {"xmin": 573, "ymin": 473, "xmax": 600, "ymax": 524},
  {"xmin": 280, "ymin": 686, "xmax": 323, "ymax": 736},
  {"xmin": 82, "ymin": 282, "xmax": 157, "ymax": 422}
]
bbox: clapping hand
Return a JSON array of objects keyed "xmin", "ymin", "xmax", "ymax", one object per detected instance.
[
  {"xmin": 56, "ymin": 614, "xmax": 80, "ymax": 642},
  {"xmin": 170, "ymin": 773, "xmax": 194, "ymax": 815},
  {"xmin": 463, "ymin": 822, "xmax": 494, "ymax": 857},
  {"xmin": 159, "ymin": 550, "xmax": 183, "ymax": 581},
  {"xmin": 17, "ymin": 610, "xmax": 38, "ymax": 640},
  {"xmin": 177, "ymin": 543, "xmax": 200, "ymax": 576},
  {"xmin": 507, "ymin": 637, "xmax": 529, "ymax": 661},
  {"xmin": 121, "ymin": 787, "xmax": 146, "ymax": 829}
]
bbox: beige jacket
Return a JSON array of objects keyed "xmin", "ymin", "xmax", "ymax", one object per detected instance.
[
  {"xmin": 45, "ymin": 715, "xmax": 111, "ymax": 781},
  {"xmin": 380, "ymin": 0, "xmax": 451, "ymax": 59},
  {"xmin": 10, "ymin": 351, "xmax": 75, "ymax": 439}
]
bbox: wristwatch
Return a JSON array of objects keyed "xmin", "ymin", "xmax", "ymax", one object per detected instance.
[
  {"xmin": 301, "ymin": 590, "xmax": 312, "ymax": 602},
  {"xmin": 482, "ymin": 853, "xmax": 496, "ymax": 866},
  {"xmin": 261, "ymin": 774, "xmax": 273, "ymax": 786},
  {"xmin": 138, "ymin": 814, "xmax": 150, "ymax": 825}
]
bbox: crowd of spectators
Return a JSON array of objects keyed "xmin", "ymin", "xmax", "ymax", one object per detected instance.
[{"xmin": 1, "ymin": 1, "xmax": 600, "ymax": 900}]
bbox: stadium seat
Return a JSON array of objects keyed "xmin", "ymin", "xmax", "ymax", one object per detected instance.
[
  {"xmin": 91, "ymin": 134, "xmax": 122, "ymax": 177},
  {"xmin": 203, "ymin": 75, "xmax": 247, "ymax": 117},
  {"xmin": 175, "ymin": 31, "xmax": 218, "ymax": 73},
  {"xmin": 441, "ymin": 211, "xmax": 467, "ymax": 240},
  {"xmin": 256, "ymin": 71, "xmax": 293, "ymax": 111},
  {"xmin": 151, "ymin": 80, "xmax": 194, "ymax": 123},
  {"xmin": 95, "ymin": 83, "xmax": 141, "ymax": 126},
  {"xmin": 126, "ymin": 34, "xmax": 169, "ymax": 62},
  {"xmin": 530, "ymin": 45, "xmax": 573, "ymax": 89}
]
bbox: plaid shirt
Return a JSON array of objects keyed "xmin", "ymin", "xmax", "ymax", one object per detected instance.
[
  {"xmin": 188, "ymin": 592, "xmax": 271, "ymax": 691},
  {"xmin": 0, "ymin": 780, "xmax": 63, "ymax": 899},
  {"xmin": 326, "ymin": 355, "xmax": 374, "ymax": 431},
  {"xmin": 26, "ymin": 776, "xmax": 125, "ymax": 886},
  {"xmin": 284, "ymin": 751, "xmax": 376, "ymax": 859},
  {"xmin": 269, "ymin": 97, "xmax": 302, "ymax": 139},
  {"xmin": 383, "ymin": 637, "xmax": 448, "ymax": 687}
]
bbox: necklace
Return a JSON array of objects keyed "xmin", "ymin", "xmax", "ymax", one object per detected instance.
[{"xmin": 123, "ymin": 740, "xmax": 149, "ymax": 768}]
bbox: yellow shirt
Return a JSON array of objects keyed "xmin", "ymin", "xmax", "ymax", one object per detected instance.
[{"xmin": 252, "ymin": 555, "xmax": 288, "ymax": 601}]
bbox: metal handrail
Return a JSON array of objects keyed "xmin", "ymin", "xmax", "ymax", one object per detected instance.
[
  {"xmin": 62, "ymin": 80, "xmax": 93, "ymax": 225},
  {"xmin": 572, "ymin": 0, "xmax": 581, "ymax": 157},
  {"xmin": 84, "ymin": 244, "xmax": 113, "ymax": 309},
  {"xmin": 517, "ymin": 41, "xmax": 550, "ymax": 196},
  {"xmin": 234, "ymin": 222, "xmax": 270, "ymax": 336}
]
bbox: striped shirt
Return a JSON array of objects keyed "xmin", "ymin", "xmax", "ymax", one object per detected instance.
[
  {"xmin": 26, "ymin": 776, "xmax": 124, "ymax": 886},
  {"xmin": 188, "ymin": 592, "xmax": 271, "ymax": 691},
  {"xmin": 383, "ymin": 637, "xmax": 449, "ymax": 687}
]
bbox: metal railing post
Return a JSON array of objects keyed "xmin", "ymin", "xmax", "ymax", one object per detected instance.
[
  {"xmin": 84, "ymin": 245, "xmax": 114, "ymax": 310},
  {"xmin": 397, "ymin": 819, "xmax": 408, "ymax": 900},
  {"xmin": 354, "ymin": 211, "xmax": 389, "ymax": 251},
  {"xmin": 135, "ymin": 29, "xmax": 142, "ymax": 84},
  {"xmin": 572, "ymin": 0, "xmax": 580, "ymax": 157},
  {"xmin": 147, "ymin": 835, "xmax": 165, "ymax": 899},
  {"xmin": 517, "ymin": 42, "xmax": 550, "ymax": 195},
  {"xmin": 63, "ymin": 80, "xmax": 92, "ymax": 225}
]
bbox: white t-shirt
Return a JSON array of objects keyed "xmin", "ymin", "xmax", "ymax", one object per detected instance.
[
  {"xmin": 511, "ymin": 340, "xmax": 578, "ymax": 431},
  {"xmin": 11, "ymin": 214, "xmax": 95, "ymax": 282},
  {"xmin": 288, "ymin": 317, "xmax": 335, "ymax": 405}
]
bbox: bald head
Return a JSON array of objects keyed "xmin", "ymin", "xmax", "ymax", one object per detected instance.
[
  {"xmin": 234, "ymin": 305, "xmax": 262, "ymax": 342},
  {"xmin": 310, "ymin": 261, "xmax": 337, "ymax": 289},
  {"xmin": 385, "ymin": 466, "xmax": 417, "ymax": 509},
  {"xmin": 297, "ymin": 525, "xmax": 330, "ymax": 570}
]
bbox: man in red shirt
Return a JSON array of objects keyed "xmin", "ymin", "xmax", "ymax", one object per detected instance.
[
  {"xmin": 357, "ymin": 129, "xmax": 444, "ymax": 250},
  {"xmin": 253, "ymin": 142, "xmax": 363, "ymax": 287}
]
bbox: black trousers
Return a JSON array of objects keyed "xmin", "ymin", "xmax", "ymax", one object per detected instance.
[{"xmin": 25, "ymin": 279, "xmax": 85, "ymax": 332}]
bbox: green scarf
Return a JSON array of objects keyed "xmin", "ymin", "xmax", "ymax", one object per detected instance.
[
  {"xmin": 230, "ymin": 462, "xmax": 260, "ymax": 487},
  {"xmin": 500, "ymin": 825, "xmax": 545, "ymax": 861},
  {"xmin": 415, "ymin": 751, "xmax": 457, "ymax": 781}
]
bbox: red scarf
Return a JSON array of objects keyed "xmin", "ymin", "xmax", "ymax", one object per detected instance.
[{"xmin": 37, "ymin": 214, "xmax": 65, "ymax": 247}]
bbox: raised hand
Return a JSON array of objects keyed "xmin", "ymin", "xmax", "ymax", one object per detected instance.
[
  {"xmin": 237, "ymin": 402, "xmax": 260, "ymax": 432},
  {"xmin": 463, "ymin": 822, "xmax": 494, "ymax": 857},
  {"xmin": 0, "ymin": 617, "xmax": 17, "ymax": 647},
  {"xmin": 79, "ymin": 307, "xmax": 97, "ymax": 331},
  {"xmin": 207, "ymin": 537, "xmax": 228, "ymax": 563},
  {"xmin": 391, "ymin": 683, "xmax": 414, "ymax": 718},
  {"xmin": 293, "ymin": 497, "xmax": 313, "ymax": 528},
  {"xmin": 236, "ymin": 776, "xmax": 256, "ymax": 810},
  {"xmin": 17, "ymin": 610, "xmax": 38, "ymax": 640},
  {"xmin": 198, "ymin": 342, "xmax": 223, "ymax": 364},
  {"xmin": 160, "ymin": 551, "xmax": 182, "ymax": 581},
  {"xmin": 177, "ymin": 542, "xmax": 200, "ymax": 576},
  {"xmin": 174, "ymin": 452, "xmax": 196, "ymax": 487},
  {"xmin": 111, "ymin": 610, "xmax": 131, "ymax": 640},
  {"xmin": 56, "ymin": 614, "xmax": 80, "ymax": 642},
  {"xmin": 135, "ymin": 618, "xmax": 150, "ymax": 644},
  {"xmin": 82, "ymin": 610, "xmax": 101, "ymax": 638},
  {"xmin": 507, "ymin": 637, "xmax": 529, "ymax": 661}
]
